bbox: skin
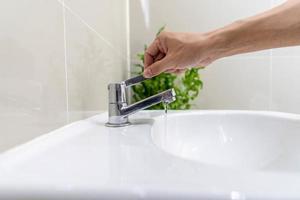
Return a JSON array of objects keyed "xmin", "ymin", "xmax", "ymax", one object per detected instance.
[{"xmin": 143, "ymin": 0, "xmax": 300, "ymax": 78}]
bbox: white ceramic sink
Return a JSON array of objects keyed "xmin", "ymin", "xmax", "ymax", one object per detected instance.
[
  {"xmin": 0, "ymin": 110, "xmax": 300, "ymax": 200},
  {"xmin": 152, "ymin": 111, "xmax": 300, "ymax": 171}
]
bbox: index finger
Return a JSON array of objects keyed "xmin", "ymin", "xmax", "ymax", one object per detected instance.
[{"xmin": 144, "ymin": 39, "xmax": 161, "ymax": 68}]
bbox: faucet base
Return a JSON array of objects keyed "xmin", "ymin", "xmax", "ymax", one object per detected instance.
[
  {"xmin": 106, "ymin": 115, "xmax": 131, "ymax": 127},
  {"xmin": 105, "ymin": 122, "xmax": 131, "ymax": 127}
]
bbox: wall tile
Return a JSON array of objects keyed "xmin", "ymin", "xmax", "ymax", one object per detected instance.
[
  {"xmin": 196, "ymin": 58, "xmax": 270, "ymax": 110},
  {"xmin": 270, "ymin": 0, "xmax": 300, "ymax": 114},
  {"xmin": 64, "ymin": 0, "xmax": 128, "ymax": 113},
  {"xmin": 272, "ymin": 46, "xmax": 300, "ymax": 57},
  {"xmin": 271, "ymin": 57, "xmax": 300, "ymax": 114},
  {"xmin": 0, "ymin": 0, "xmax": 67, "ymax": 152}
]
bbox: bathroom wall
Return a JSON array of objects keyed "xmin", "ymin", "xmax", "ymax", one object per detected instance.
[
  {"xmin": 130, "ymin": 0, "xmax": 300, "ymax": 113},
  {"xmin": 1, "ymin": 0, "xmax": 299, "ymax": 152},
  {"xmin": 0, "ymin": 0, "xmax": 129, "ymax": 152}
]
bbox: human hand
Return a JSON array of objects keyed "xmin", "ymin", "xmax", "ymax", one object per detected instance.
[{"xmin": 143, "ymin": 31, "xmax": 220, "ymax": 78}]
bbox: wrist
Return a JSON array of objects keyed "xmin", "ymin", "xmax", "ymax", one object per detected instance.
[
  {"xmin": 205, "ymin": 20, "xmax": 247, "ymax": 59},
  {"xmin": 206, "ymin": 30, "xmax": 233, "ymax": 59}
]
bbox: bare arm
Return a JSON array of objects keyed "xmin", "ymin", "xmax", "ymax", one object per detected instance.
[{"xmin": 144, "ymin": 0, "xmax": 300, "ymax": 78}]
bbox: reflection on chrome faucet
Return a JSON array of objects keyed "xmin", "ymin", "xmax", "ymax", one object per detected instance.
[{"xmin": 106, "ymin": 75, "xmax": 176, "ymax": 127}]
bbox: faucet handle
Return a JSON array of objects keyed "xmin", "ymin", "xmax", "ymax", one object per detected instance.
[{"xmin": 123, "ymin": 75, "xmax": 148, "ymax": 87}]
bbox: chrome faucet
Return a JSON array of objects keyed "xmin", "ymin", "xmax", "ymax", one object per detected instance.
[{"xmin": 106, "ymin": 75, "xmax": 176, "ymax": 127}]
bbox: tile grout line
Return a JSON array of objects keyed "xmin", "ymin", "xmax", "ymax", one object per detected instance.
[
  {"xmin": 269, "ymin": 49, "xmax": 273, "ymax": 110},
  {"xmin": 57, "ymin": 0, "xmax": 129, "ymax": 64},
  {"xmin": 269, "ymin": 0, "xmax": 274, "ymax": 111},
  {"xmin": 62, "ymin": 0, "xmax": 70, "ymax": 123},
  {"xmin": 125, "ymin": 0, "xmax": 132, "ymax": 103},
  {"xmin": 126, "ymin": 0, "xmax": 131, "ymax": 79}
]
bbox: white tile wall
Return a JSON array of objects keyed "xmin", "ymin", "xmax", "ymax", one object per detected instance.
[
  {"xmin": 271, "ymin": 57, "xmax": 300, "ymax": 114},
  {"xmin": 0, "ymin": 0, "xmax": 67, "ymax": 152},
  {"xmin": 1, "ymin": 0, "xmax": 300, "ymax": 152},
  {"xmin": 63, "ymin": 0, "xmax": 128, "ymax": 114},
  {"xmin": 0, "ymin": 0, "xmax": 128, "ymax": 152},
  {"xmin": 130, "ymin": 0, "xmax": 300, "ymax": 113},
  {"xmin": 270, "ymin": 1, "xmax": 300, "ymax": 113},
  {"xmin": 196, "ymin": 58, "xmax": 270, "ymax": 110}
]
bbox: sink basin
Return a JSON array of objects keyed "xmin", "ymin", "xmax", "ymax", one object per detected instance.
[
  {"xmin": 152, "ymin": 111, "xmax": 300, "ymax": 171},
  {"xmin": 1, "ymin": 110, "xmax": 300, "ymax": 199}
]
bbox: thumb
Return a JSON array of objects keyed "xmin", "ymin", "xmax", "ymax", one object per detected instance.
[{"xmin": 143, "ymin": 57, "xmax": 172, "ymax": 78}]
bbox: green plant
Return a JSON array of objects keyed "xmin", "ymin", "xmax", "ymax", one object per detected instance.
[{"xmin": 131, "ymin": 27, "xmax": 203, "ymax": 110}]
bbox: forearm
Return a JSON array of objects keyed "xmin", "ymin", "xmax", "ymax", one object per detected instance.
[
  {"xmin": 209, "ymin": 0, "xmax": 300, "ymax": 58},
  {"xmin": 143, "ymin": 0, "xmax": 300, "ymax": 77}
]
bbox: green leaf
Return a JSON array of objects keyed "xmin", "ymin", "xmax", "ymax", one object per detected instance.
[{"xmin": 156, "ymin": 25, "xmax": 166, "ymax": 36}]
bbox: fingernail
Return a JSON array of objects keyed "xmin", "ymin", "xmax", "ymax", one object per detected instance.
[{"xmin": 144, "ymin": 69, "xmax": 152, "ymax": 78}]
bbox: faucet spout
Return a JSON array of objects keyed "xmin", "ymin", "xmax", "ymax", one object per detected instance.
[{"xmin": 120, "ymin": 89, "xmax": 176, "ymax": 116}]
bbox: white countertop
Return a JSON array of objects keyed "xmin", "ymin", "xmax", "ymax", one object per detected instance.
[{"xmin": 0, "ymin": 110, "xmax": 300, "ymax": 200}]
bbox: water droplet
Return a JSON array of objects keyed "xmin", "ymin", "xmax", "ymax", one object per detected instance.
[
  {"xmin": 163, "ymin": 103, "xmax": 168, "ymax": 138},
  {"xmin": 163, "ymin": 102, "xmax": 169, "ymax": 114}
]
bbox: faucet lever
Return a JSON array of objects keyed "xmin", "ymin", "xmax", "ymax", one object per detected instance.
[{"xmin": 123, "ymin": 75, "xmax": 148, "ymax": 87}]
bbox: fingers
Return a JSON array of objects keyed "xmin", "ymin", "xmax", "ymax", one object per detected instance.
[
  {"xmin": 144, "ymin": 53, "xmax": 154, "ymax": 69},
  {"xmin": 165, "ymin": 69, "xmax": 176, "ymax": 73},
  {"xmin": 174, "ymin": 69, "xmax": 185, "ymax": 75},
  {"xmin": 173, "ymin": 69, "xmax": 186, "ymax": 75},
  {"xmin": 144, "ymin": 38, "xmax": 166, "ymax": 68},
  {"xmin": 165, "ymin": 69, "xmax": 186, "ymax": 75},
  {"xmin": 144, "ymin": 39, "xmax": 160, "ymax": 68},
  {"xmin": 154, "ymin": 52, "xmax": 165, "ymax": 62},
  {"xmin": 143, "ymin": 56, "xmax": 172, "ymax": 78}
]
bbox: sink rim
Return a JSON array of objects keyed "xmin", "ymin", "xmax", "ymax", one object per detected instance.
[{"xmin": 152, "ymin": 109, "xmax": 300, "ymax": 121}]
